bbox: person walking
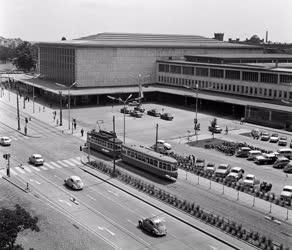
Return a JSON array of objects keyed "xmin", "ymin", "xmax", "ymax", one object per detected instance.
[
  {"xmin": 81, "ymin": 128, "xmax": 84, "ymax": 137},
  {"xmin": 225, "ymin": 126, "xmax": 228, "ymax": 135}
]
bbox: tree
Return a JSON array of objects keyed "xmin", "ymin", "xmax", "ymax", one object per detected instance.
[
  {"xmin": 12, "ymin": 41, "xmax": 37, "ymax": 72},
  {"xmin": 0, "ymin": 204, "xmax": 39, "ymax": 249},
  {"xmin": 61, "ymin": 37, "xmax": 67, "ymax": 41},
  {"xmin": 0, "ymin": 46, "xmax": 15, "ymax": 63},
  {"xmin": 209, "ymin": 118, "xmax": 217, "ymax": 139}
]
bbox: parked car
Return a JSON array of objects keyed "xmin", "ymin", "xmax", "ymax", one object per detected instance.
[
  {"xmin": 235, "ymin": 147, "xmax": 251, "ymax": 158},
  {"xmin": 283, "ymin": 161, "xmax": 292, "ymax": 174},
  {"xmin": 208, "ymin": 125, "xmax": 222, "ymax": 133},
  {"xmin": 0, "ymin": 136, "xmax": 11, "ymax": 146},
  {"xmin": 214, "ymin": 164, "xmax": 231, "ymax": 178},
  {"xmin": 147, "ymin": 109, "xmax": 161, "ymax": 117},
  {"xmin": 280, "ymin": 185, "xmax": 292, "ymax": 205},
  {"xmin": 242, "ymin": 174, "xmax": 260, "ymax": 187},
  {"xmin": 128, "ymin": 101, "xmax": 139, "ymax": 106},
  {"xmin": 138, "ymin": 216, "xmax": 167, "ymax": 236},
  {"xmin": 247, "ymin": 150, "xmax": 262, "ymax": 161},
  {"xmin": 195, "ymin": 158, "xmax": 205, "ymax": 170},
  {"xmin": 29, "ymin": 154, "xmax": 44, "ymax": 166},
  {"xmin": 255, "ymin": 153, "xmax": 278, "ymax": 165},
  {"xmin": 278, "ymin": 136, "xmax": 288, "ymax": 146},
  {"xmin": 130, "ymin": 110, "xmax": 143, "ymax": 118},
  {"xmin": 273, "ymin": 156, "xmax": 290, "ymax": 169},
  {"xmin": 290, "ymin": 139, "xmax": 292, "ymax": 149},
  {"xmin": 64, "ymin": 176, "xmax": 84, "ymax": 190},
  {"xmin": 254, "ymin": 155, "xmax": 268, "ymax": 165},
  {"xmin": 260, "ymin": 132, "xmax": 270, "ymax": 141},
  {"xmin": 205, "ymin": 163, "xmax": 216, "ymax": 174},
  {"xmin": 251, "ymin": 129, "xmax": 260, "ymax": 139},
  {"xmin": 160, "ymin": 113, "xmax": 174, "ymax": 121},
  {"xmin": 156, "ymin": 140, "xmax": 172, "ymax": 150},
  {"xmin": 277, "ymin": 148, "xmax": 292, "ymax": 160},
  {"xmin": 120, "ymin": 107, "xmax": 130, "ymax": 114},
  {"xmin": 226, "ymin": 167, "xmax": 244, "ymax": 181},
  {"xmin": 269, "ymin": 133, "xmax": 279, "ymax": 143},
  {"xmin": 134, "ymin": 106, "xmax": 145, "ymax": 113}
]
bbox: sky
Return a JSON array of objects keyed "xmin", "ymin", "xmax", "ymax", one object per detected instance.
[{"xmin": 1, "ymin": 0, "xmax": 292, "ymax": 43}]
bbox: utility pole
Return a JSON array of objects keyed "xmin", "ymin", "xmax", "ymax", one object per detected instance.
[
  {"xmin": 16, "ymin": 89, "xmax": 20, "ymax": 130},
  {"xmin": 113, "ymin": 115, "xmax": 116, "ymax": 176},
  {"xmin": 3, "ymin": 154, "xmax": 11, "ymax": 177},
  {"xmin": 155, "ymin": 123, "xmax": 158, "ymax": 152}
]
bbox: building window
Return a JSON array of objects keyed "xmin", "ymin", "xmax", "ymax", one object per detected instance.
[
  {"xmin": 259, "ymin": 88, "xmax": 262, "ymax": 95},
  {"xmin": 264, "ymin": 89, "xmax": 267, "ymax": 96},
  {"xmin": 226, "ymin": 70, "xmax": 240, "ymax": 80},
  {"xmin": 170, "ymin": 65, "xmax": 181, "ymax": 74},
  {"xmin": 280, "ymin": 74, "xmax": 292, "ymax": 83},
  {"xmin": 182, "ymin": 66, "xmax": 194, "ymax": 75},
  {"xmin": 279, "ymin": 91, "xmax": 282, "ymax": 98},
  {"xmin": 269, "ymin": 89, "xmax": 272, "ymax": 96},
  {"xmin": 159, "ymin": 64, "xmax": 169, "ymax": 72},
  {"xmin": 250, "ymin": 87, "xmax": 253, "ymax": 94},
  {"xmin": 274, "ymin": 90, "xmax": 277, "ymax": 97},
  {"xmin": 210, "ymin": 68, "xmax": 224, "ymax": 78},
  {"xmin": 260, "ymin": 73, "xmax": 278, "ymax": 84},
  {"xmin": 254, "ymin": 88, "xmax": 257, "ymax": 95},
  {"xmin": 284, "ymin": 91, "xmax": 287, "ymax": 98},
  {"xmin": 196, "ymin": 67, "xmax": 209, "ymax": 77},
  {"xmin": 242, "ymin": 71, "xmax": 258, "ymax": 82}
]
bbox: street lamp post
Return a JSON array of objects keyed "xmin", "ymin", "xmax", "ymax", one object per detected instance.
[
  {"xmin": 59, "ymin": 91, "xmax": 63, "ymax": 126},
  {"xmin": 107, "ymin": 94, "xmax": 139, "ymax": 143}
]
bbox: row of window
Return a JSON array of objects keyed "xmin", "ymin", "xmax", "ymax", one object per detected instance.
[
  {"xmin": 158, "ymin": 75, "xmax": 292, "ymax": 100},
  {"xmin": 123, "ymin": 148, "xmax": 176, "ymax": 171},
  {"xmin": 158, "ymin": 63, "xmax": 292, "ymax": 84},
  {"xmin": 88, "ymin": 136, "xmax": 120, "ymax": 150}
]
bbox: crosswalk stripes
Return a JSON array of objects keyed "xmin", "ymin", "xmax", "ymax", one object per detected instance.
[
  {"xmin": 0, "ymin": 157, "xmax": 82, "ymax": 178},
  {"xmin": 44, "ymin": 162, "xmax": 55, "ymax": 169}
]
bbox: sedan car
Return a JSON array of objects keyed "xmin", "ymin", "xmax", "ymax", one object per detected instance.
[
  {"xmin": 260, "ymin": 132, "xmax": 270, "ymax": 141},
  {"xmin": 134, "ymin": 106, "xmax": 145, "ymax": 113},
  {"xmin": 278, "ymin": 136, "xmax": 288, "ymax": 146},
  {"xmin": 128, "ymin": 101, "xmax": 139, "ymax": 106},
  {"xmin": 269, "ymin": 133, "xmax": 279, "ymax": 143},
  {"xmin": 0, "ymin": 136, "xmax": 11, "ymax": 146},
  {"xmin": 120, "ymin": 107, "xmax": 130, "ymax": 114},
  {"xmin": 283, "ymin": 162, "xmax": 292, "ymax": 174},
  {"xmin": 226, "ymin": 167, "xmax": 244, "ymax": 181},
  {"xmin": 147, "ymin": 109, "xmax": 161, "ymax": 117},
  {"xmin": 64, "ymin": 176, "xmax": 84, "ymax": 190},
  {"xmin": 29, "ymin": 154, "xmax": 44, "ymax": 166},
  {"xmin": 160, "ymin": 113, "xmax": 174, "ymax": 121},
  {"xmin": 208, "ymin": 125, "xmax": 222, "ymax": 133},
  {"xmin": 214, "ymin": 164, "xmax": 231, "ymax": 178},
  {"xmin": 130, "ymin": 110, "xmax": 143, "ymax": 118},
  {"xmin": 138, "ymin": 216, "xmax": 167, "ymax": 236},
  {"xmin": 205, "ymin": 163, "xmax": 216, "ymax": 174},
  {"xmin": 242, "ymin": 174, "xmax": 260, "ymax": 187}
]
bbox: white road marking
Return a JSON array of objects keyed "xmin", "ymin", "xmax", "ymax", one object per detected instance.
[
  {"xmin": 54, "ymin": 175, "xmax": 63, "ymax": 180},
  {"xmin": 9, "ymin": 169, "xmax": 18, "ymax": 175},
  {"xmin": 44, "ymin": 162, "xmax": 55, "ymax": 169},
  {"xmin": 0, "ymin": 169, "xmax": 6, "ymax": 177},
  {"xmin": 15, "ymin": 167, "xmax": 25, "ymax": 174},
  {"xmin": 127, "ymin": 219, "xmax": 137, "ymax": 226},
  {"xmin": 105, "ymin": 229, "xmax": 115, "ymax": 236},
  {"xmin": 50, "ymin": 162, "xmax": 62, "ymax": 169},
  {"xmin": 86, "ymin": 194, "xmax": 96, "ymax": 201},
  {"xmin": 76, "ymin": 156, "xmax": 81, "ymax": 161},
  {"xmin": 32, "ymin": 166, "xmax": 40, "ymax": 171},
  {"xmin": 40, "ymin": 166, "xmax": 48, "ymax": 170},
  {"xmin": 209, "ymin": 245, "xmax": 218, "ymax": 250},
  {"xmin": 56, "ymin": 161, "xmax": 69, "ymax": 167},
  {"xmin": 29, "ymin": 179, "xmax": 41, "ymax": 185},
  {"xmin": 70, "ymin": 158, "xmax": 81, "ymax": 165},
  {"xmin": 23, "ymin": 166, "xmax": 32, "ymax": 173},
  {"xmin": 63, "ymin": 159, "xmax": 76, "ymax": 167},
  {"xmin": 59, "ymin": 199, "xmax": 72, "ymax": 207}
]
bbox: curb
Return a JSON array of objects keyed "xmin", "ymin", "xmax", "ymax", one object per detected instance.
[{"xmin": 2, "ymin": 176, "xmax": 30, "ymax": 193}]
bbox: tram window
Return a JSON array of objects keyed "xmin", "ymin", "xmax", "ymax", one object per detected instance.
[
  {"xmin": 149, "ymin": 159, "xmax": 153, "ymax": 165},
  {"xmin": 166, "ymin": 164, "xmax": 171, "ymax": 171},
  {"xmin": 159, "ymin": 162, "xmax": 162, "ymax": 168},
  {"xmin": 284, "ymin": 91, "xmax": 287, "ymax": 98},
  {"xmin": 146, "ymin": 157, "xmax": 149, "ymax": 163},
  {"xmin": 154, "ymin": 160, "xmax": 158, "ymax": 166},
  {"xmin": 279, "ymin": 91, "xmax": 282, "ymax": 98},
  {"xmin": 162, "ymin": 163, "xmax": 166, "ymax": 169}
]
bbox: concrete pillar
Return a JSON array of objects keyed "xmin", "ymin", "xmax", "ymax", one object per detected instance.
[
  {"xmin": 277, "ymin": 74, "xmax": 280, "ymax": 84},
  {"xmin": 269, "ymin": 110, "xmax": 272, "ymax": 121},
  {"xmin": 96, "ymin": 95, "xmax": 99, "ymax": 105},
  {"xmin": 240, "ymin": 71, "xmax": 242, "ymax": 81}
]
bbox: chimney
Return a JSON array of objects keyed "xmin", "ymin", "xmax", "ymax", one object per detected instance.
[
  {"xmin": 214, "ymin": 33, "xmax": 224, "ymax": 41},
  {"xmin": 265, "ymin": 31, "xmax": 268, "ymax": 43}
]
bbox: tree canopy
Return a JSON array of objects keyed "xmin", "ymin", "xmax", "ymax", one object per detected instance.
[
  {"xmin": 0, "ymin": 204, "xmax": 39, "ymax": 250},
  {"xmin": 12, "ymin": 41, "xmax": 37, "ymax": 72}
]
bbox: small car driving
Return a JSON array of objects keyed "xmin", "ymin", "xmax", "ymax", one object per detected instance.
[
  {"xmin": 0, "ymin": 136, "xmax": 11, "ymax": 146},
  {"xmin": 64, "ymin": 176, "xmax": 84, "ymax": 190},
  {"xmin": 138, "ymin": 216, "xmax": 167, "ymax": 236},
  {"xmin": 160, "ymin": 113, "xmax": 174, "ymax": 121},
  {"xmin": 147, "ymin": 109, "xmax": 161, "ymax": 117},
  {"xmin": 29, "ymin": 154, "xmax": 44, "ymax": 166}
]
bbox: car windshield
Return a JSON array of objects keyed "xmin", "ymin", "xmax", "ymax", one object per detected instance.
[
  {"xmin": 218, "ymin": 165, "xmax": 227, "ymax": 170},
  {"xmin": 271, "ymin": 134, "xmax": 278, "ymax": 137},
  {"xmin": 280, "ymin": 137, "xmax": 287, "ymax": 140},
  {"xmin": 35, "ymin": 156, "xmax": 42, "ymax": 159},
  {"xmin": 246, "ymin": 176, "xmax": 253, "ymax": 180},
  {"xmin": 283, "ymin": 188, "xmax": 292, "ymax": 192},
  {"xmin": 196, "ymin": 159, "xmax": 204, "ymax": 163},
  {"xmin": 262, "ymin": 133, "xmax": 269, "ymax": 136},
  {"xmin": 231, "ymin": 169, "xmax": 239, "ymax": 173}
]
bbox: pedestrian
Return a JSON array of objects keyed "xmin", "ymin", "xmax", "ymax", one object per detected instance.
[
  {"xmin": 43, "ymin": 106, "xmax": 45, "ymax": 111},
  {"xmin": 81, "ymin": 128, "xmax": 84, "ymax": 137},
  {"xmin": 74, "ymin": 121, "xmax": 77, "ymax": 130},
  {"xmin": 225, "ymin": 126, "xmax": 228, "ymax": 135},
  {"xmin": 56, "ymin": 119, "xmax": 59, "ymax": 126}
]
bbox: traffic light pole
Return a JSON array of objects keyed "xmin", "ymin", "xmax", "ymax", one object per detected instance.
[
  {"xmin": 112, "ymin": 115, "xmax": 116, "ymax": 176},
  {"xmin": 3, "ymin": 154, "xmax": 11, "ymax": 177},
  {"xmin": 16, "ymin": 90, "xmax": 20, "ymax": 131},
  {"xmin": 59, "ymin": 91, "xmax": 63, "ymax": 126}
]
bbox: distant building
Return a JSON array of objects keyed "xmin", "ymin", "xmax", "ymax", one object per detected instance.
[
  {"xmin": 213, "ymin": 33, "xmax": 224, "ymax": 41},
  {"xmin": 0, "ymin": 37, "xmax": 22, "ymax": 48}
]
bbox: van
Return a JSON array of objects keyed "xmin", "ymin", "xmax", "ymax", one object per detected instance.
[
  {"xmin": 235, "ymin": 147, "xmax": 251, "ymax": 158},
  {"xmin": 273, "ymin": 156, "xmax": 290, "ymax": 169},
  {"xmin": 277, "ymin": 148, "xmax": 292, "ymax": 159},
  {"xmin": 247, "ymin": 150, "xmax": 262, "ymax": 161}
]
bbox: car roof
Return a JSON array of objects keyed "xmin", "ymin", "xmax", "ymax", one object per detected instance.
[
  {"xmin": 219, "ymin": 163, "xmax": 229, "ymax": 167},
  {"xmin": 231, "ymin": 167, "xmax": 242, "ymax": 170},
  {"xmin": 246, "ymin": 174, "xmax": 255, "ymax": 178},
  {"xmin": 240, "ymin": 147, "xmax": 251, "ymax": 150},
  {"xmin": 283, "ymin": 185, "xmax": 292, "ymax": 189},
  {"xmin": 249, "ymin": 150, "xmax": 262, "ymax": 153},
  {"xmin": 1, "ymin": 136, "xmax": 10, "ymax": 140},
  {"xmin": 32, "ymin": 154, "xmax": 42, "ymax": 157},
  {"xmin": 70, "ymin": 176, "xmax": 82, "ymax": 181}
]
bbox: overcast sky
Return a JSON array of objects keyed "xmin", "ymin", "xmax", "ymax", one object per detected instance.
[{"xmin": 1, "ymin": 0, "xmax": 292, "ymax": 43}]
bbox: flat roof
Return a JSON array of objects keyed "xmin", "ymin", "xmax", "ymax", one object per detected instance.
[
  {"xmin": 6, "ymin": 74, "xmax": 292, "ymax": 113},
  {"xmin": 186, "ymin": 53, "xmax": 292, "ymax": 59},
  {"xmin": 37, "ymin": 32, "xmax": 260, "ymax": 49}
]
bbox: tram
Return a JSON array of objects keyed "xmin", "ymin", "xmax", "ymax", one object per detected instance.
[
  {"xmin": 121, "ymin": 144, "xmax": 178, "ymax": 179},
  {"xmin": 86, "ymin": 129, "xmax": 123, "ymax": 158}
]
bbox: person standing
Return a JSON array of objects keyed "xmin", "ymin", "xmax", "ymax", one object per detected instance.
[{"xmin": 81, "ymin": 128, "xmax": 84, "ymax": 137}]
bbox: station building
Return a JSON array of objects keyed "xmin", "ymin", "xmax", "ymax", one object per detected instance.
[{"xmin": 5, "ymin": 33, "xmax": 292, "ymax": 130}]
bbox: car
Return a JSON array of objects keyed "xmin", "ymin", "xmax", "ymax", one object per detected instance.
[
  {"xmin": 208, "ymin": 125, "xmax": 222, "ymax": 133},
  {"xmin": 290, "ymin": 139, "xmax": 292, "ymax": 149},
  {"xmin": 235, "ymin": 147, "xmax": 251, "ymax": 158},
  {"xmin": 251, "ymin": 129, "xmax": 260, "ymax": 139},
  {"xmin": 138, "ymin": 216, "xmax": 167, "ymax": 236},
  {"xmin": 260, "ymin": 132, "xmax": 270, "ymax": 141},
  {"xmin": 226, "ymin": 167, "xmax": 244, "ymax": 181},
  {"xmin": 120, "ymin": 107, "xmax": 130, "ymax": 114},
  {"xmin": 64, "ymin": 176, "xmax": 84, "ymax": 190},
  {"xmin": 195, "ymin": 158, "xmax": 205, "ymax": 170},
  {"xmin": 160, "ymin": 113, "xmax": 174, "ymax": 121},
  {"xmin": 280, "ymin": 185, "xmax": 292, "ymax": 205},
  {"xmin": 278, "ymin": 136, "xmax": 288, "ymax": 146},
  {"xmin": 29, "ymin": 154, "xmax": 44, "ymax": 166},
  {"xmin": 130, "ymin": 110, "xmax": 143, "ymax": 118},
  {"xmin": 134, "ymin": 106, "xmax": 145, "ymax": 113},
  {"xmin": 273, "ymin": 156, "xmax": 290, "ymax": 169},
  {"xmin": 242, "ymin": 174, "xmax": 260, "ymax": 187},
  {"xmin": 128, "ymin": 101, "xmax": 139, "ymax": 106},
  {"xmin": 277, "ymin": 148, "xmax": 292, "ymax": 159},
  {"xmin": 269, "ymin": 133, "xmax": 279, "ymax": 143},
  {"xmin": 247, "ymin": 150, "xmax": 262, "ymax": 161},
  {"xmin": 255, "ymin": 153, "xmax": 278, "ymax": 165},
  {"xmin": 0, "ymin": 136, "xmax": 11, "ymax": 146},
  {"xmin": 254, "ymin": 155, "xmax": 268, "ymax": 165},
  {"xmin": 147, "ymin": 109, "xmax": 161, "ymax": 117},
  {"xmin": 156, "ymin": 140, "xmax": 172, "ymax": 150},
  {"xmin": 205, "ymin": 163, "xmax": 216, "ymax": 174},
  {"xmin": 283, "ymin": 161, "xmax": 292, "ymax": 173},
  {"xmin": 214, "ymin": 164, "xmax": 231, "ymax": 178}
]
